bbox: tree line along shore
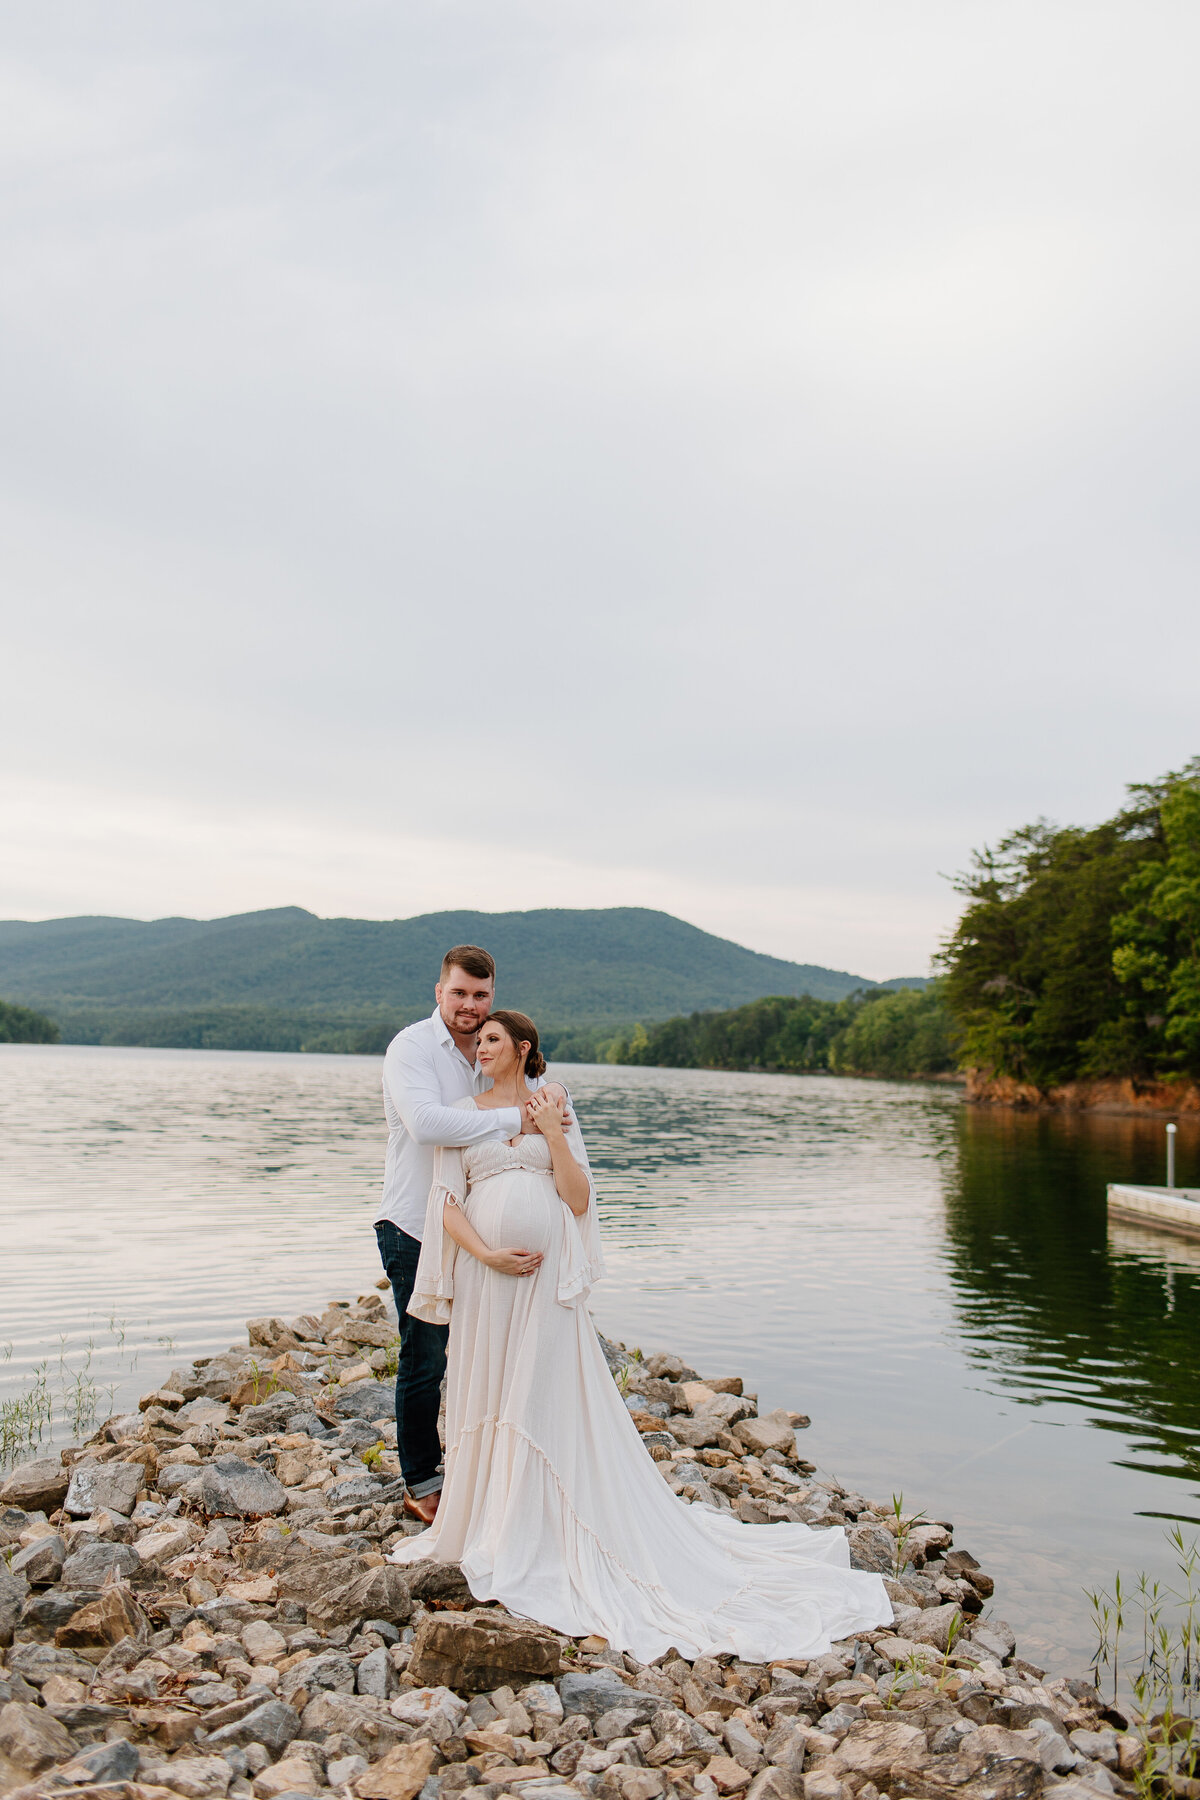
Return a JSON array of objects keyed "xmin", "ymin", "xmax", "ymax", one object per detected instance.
[
  {"xmin": 4, "ymin": 758, "xmax": 1198, "ymax": 1109},
  {"xmin": 599, "ymin": 756, "xmax": 1200, "ymax": 1110},
  {"xmin": 0, "ymin": 1289, "xmax": 1153, "ymax": 1800}
]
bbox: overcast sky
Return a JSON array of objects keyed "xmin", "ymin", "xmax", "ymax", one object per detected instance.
[{"xmin": 2, "ymin": 3, "xmax": 1198, "ymax": 979}]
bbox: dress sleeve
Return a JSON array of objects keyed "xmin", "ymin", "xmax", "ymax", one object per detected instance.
[
  {"xmin": 406, "ymin": 1142, "xmax": 467, "ymax": 1325},
  {"xmin": 555, "ymin": 1114, "xmax": 607, "ymax": 1308}
]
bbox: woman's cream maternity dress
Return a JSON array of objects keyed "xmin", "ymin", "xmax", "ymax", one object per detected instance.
[{"xmin": 389, "ymin": 1099, "xmax": 891, "ymax": 1662}]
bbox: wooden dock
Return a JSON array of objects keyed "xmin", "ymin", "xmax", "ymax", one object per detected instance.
[{"xmin": 1107, "ymin": 1182, "xmax": 1200, "ymax": 1239}]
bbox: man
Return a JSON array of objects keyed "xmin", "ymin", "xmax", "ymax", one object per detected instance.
[{"xmin": 374, "ymin": 944, "xmax": 545, "ymax": 1524}]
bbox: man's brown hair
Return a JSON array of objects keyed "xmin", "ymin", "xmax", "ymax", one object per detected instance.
[{"xmin": 440, "ymin": 944, "xmax": 496, "ymax": 983}]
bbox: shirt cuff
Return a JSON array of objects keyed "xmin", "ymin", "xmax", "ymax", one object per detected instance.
[{"xmin": 498, "ymin": 1106, "xmax": 523, "ymax": 1136}]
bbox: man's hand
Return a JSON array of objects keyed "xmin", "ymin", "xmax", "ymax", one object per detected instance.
[{"xmin": 485, "ymin": 1247, "xmax": 543, "ymax": 1277}]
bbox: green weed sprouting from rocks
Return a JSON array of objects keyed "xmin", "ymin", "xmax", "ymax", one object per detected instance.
[
  {"xmin": 890, "ymin": 1492, "xmax": 927, "ymax": 1576},
  {"xmin": 377, "ymin": 1337, "xmax": 402, "ymax": 1382},
  {"xmin": 1, "ymin": 1319, "xmax": 183, "ymax": 1468},
  {"xmin": 1088, "ymin": 1529, "xmax": 1200, "ymax": 1796},
  {"xmin": 0, "ymin": 1363, "xmax": 52, "ymax": 1465},
  {"xmin": 64, "ymin": 1360, "xmax": 102, "ymax": 1440},
  {"xmin": 244, "ymin": 1359, "xmax": 279, "ymax": 1406},
  {"xmin": 361, "ymin": 1442, "xmax": 385, "ymax": 1470},
  {"xmin": 881, "ymin": 1611, "xmax": 966, "ymax": 1710}
]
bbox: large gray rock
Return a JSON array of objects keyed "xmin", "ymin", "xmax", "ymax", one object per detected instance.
[
  {"xmin": 325, "ymin": 1474, "xmax": 389, "ymax": 1510},
  {"xmin": 64, "ymin": 1460, "xmax": 143, "ymax": 1518},
  {"xmin": 0, "ymin": 1568, "xmax": 30, "ymax": 1647},
  {"xmin": 0, "ymin": 1698, "xmax": 76, "ymax": 1772},
  {"xmin": 404, "ymin": 1562, "xmax": 473, "ymax": 1610},
  {"xmin": 745, "ymin": 1769, "xmax": 801, "ymax": 1800},
  {"xmin": 294, "ymin": 1652, "xmax": 356, "ymax": 1696},
  {"xmin": 734, "ymin": 1414, "xmax": 797, "ymax": 1458},
  {"xmin": 7, "ymin": 1642, "xmax": 91, "ymax": 1687},
  {"xmin": 332, "ymin": 1382, "xmax": 394, "ymax": 1423},
  {"xmin": 153, "ymin": 1755, "xmax": 234, "ymax": 1796},
  {"xmin": 305, "ymin": 1563, "xmax": 413, "ymax": 1631},
  {"xmin": 560, "ymin": 1671, "xmax": 663, "ymax": 1724},
  {"xmin": 54, "ymin": 1583, "xmax": 148, "ymax": 1650},
  {"xmin": 276, "ymin": 1548, "xmax": 369, "ymax": 1612},
  {"xmin": 157, "ymin": 1462, "xmax": 202, "ymax": 1497},
  {"xmin": 174, "ymin": 1397, "xmax": 232, "ymax": 1430},
  {"xmin": 204, "ymin": 1697, "xmax": 301, "ymax": 1755},
  {"xmin": 645, "ymin": 1708, "xmax": 723, "ymax": 1765},
  {"xmin": 21, "ymin": 1587, "xmax": 100, "ymax": 1632},
  {"xmin": 192, "ymin": 1456, "xmax": 288, "ymax": 1517},
  {"xmin": 694, "ymin": 1391, "xmax": 755, "ymax": 1428},
  {"xmin": 970, "ymin": 1620, "xmax": 1017, "ymax": 1664},
  {"xmin": 337, "ymin": 1319, "xmax": 395, "ymax": 1349},
  {"xmin": 849, "ymin": 1524, "xmax": 897, "ymax": 1574},
  {"xmin": 666, "ymin": 1416, "xmax": 722, "ymax": 1450},
  {"xmin": 408, "ymin": 1608, "xmax": 561, "ymax": 1693},
  {"xmin": 241, "ymin": 1394, "xmax": 314, "ymax": 1435},
  {"xmin": 891, "ymin": 1750, "xmax": 1043, "ymax": 1800},
  {"xmin": 299, "ymin": 1689, "xmax": 412, "ymax": 1754},
  {"xmin": 828, "ymin": 1720, "xmax": 928, "ymax": 1783},
  {"xmin": 10, "ymin": 1532, "xmax": 65, "ymax": 1586},
  {"xmin": 725, "ymin": 1718, "xmax": 767, "ymax": 1772},
  {"xmin": 54, "ymin": 1737, "xmax": 141, "ymax": 1785},
  {"xmin": 762, "ymin": 1718, "xmax": 812, "ymax": 1772},
  {"xmin": 904, "ymin": 1603, "xmax": 963, "ymax": 1652},
  {"xmin": 0, "ymin": 1456, "xmax": 70, "ymax": 1513},
  {"xmin": 356, "ymin": 1646, "xmax": 396, "ymax": 1700},
  {"xmin": 61, "ymin": 1539, "xmax": 141, "ymax": 1587}
]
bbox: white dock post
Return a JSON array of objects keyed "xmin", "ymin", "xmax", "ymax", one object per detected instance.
[{"xmin": 1167, "ymin": 1122, "xmax": 1178, "ymax": 1190}]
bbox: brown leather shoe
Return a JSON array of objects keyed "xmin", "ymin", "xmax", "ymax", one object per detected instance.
[{"xmin": 402, "ymin": 1489, "xmax": 440, "ymax": 1525}]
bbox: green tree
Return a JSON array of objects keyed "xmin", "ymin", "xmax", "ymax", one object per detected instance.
[
  {"xmin": 830, "ymin": 985, "xmax": 959, "ymax": 1079},
  {"xmin": 617, "ymin": 987, "xmax": 955, "ymax": 1080},
  {"xmin": 938, "ymin": 757, "xmax": 1200, "ymax": 1087},
  {"xmin": 0, "ymin": 999, "xmax": 59, "ymax": 1044},
  {"xmin": 1110, "ymin": 769, "xmax": 1200, "ymax": 1073}
]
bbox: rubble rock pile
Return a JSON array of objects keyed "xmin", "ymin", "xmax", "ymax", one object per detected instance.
[{"xmin": 0, "ymin": 1293, "xmax": 1133, "ymax": 1800}]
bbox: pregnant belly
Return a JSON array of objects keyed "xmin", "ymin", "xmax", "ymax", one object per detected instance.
[{"xmin": 468, "ymin": 1170, "xmax": 561, "ymax": 1255}]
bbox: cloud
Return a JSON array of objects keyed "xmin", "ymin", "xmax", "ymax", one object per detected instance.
[{"xmin": 2, "ymin": 1, "xmax": 1198, "ymax": 976}]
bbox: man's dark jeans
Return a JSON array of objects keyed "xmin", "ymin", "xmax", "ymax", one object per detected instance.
[{"xmin": 375, "ymin": 1221, "xmax": 448, "ymax": 1498}]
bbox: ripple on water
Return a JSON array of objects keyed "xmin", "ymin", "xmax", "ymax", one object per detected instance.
[{"xmin": 4, "ymin": 1042, "xmax": 1200, "ymax": 1672}]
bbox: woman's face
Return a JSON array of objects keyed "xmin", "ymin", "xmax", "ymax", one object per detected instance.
[{"xmin": 476, "ymin": 1021, "xmax": 528, "ymax": 1079}]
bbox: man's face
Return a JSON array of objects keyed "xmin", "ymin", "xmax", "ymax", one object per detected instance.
[{"xmin": 436, "ymin": 966, "xmax": 495, "ymax": 1040}]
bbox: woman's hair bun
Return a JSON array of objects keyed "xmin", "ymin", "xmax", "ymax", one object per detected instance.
[{"xmin": 485, "ymin": 1008, "xmax": 546, "ymax": 1080}]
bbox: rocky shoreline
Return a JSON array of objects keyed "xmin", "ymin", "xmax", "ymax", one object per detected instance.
[
  {"xmin": 1, "ymin": 1287, "xmax": 1134, "ymax": 1800},
  {"xmin": 964, "ymin": 1071, "xmax": 1200, "ymax": 1116}
]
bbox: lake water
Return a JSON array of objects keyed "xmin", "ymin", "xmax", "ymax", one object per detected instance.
[{"xmin": 3, "ymin": 1042, "xmax": 1200, "ymax": 1677}]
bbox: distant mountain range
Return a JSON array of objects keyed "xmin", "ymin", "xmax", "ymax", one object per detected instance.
[{"xmin": 0, "ymin": 906, "xmax": 926, "ymax": 1053}]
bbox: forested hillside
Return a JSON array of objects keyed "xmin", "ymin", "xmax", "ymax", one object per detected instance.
[
  {"xmin": 610, "ymin": 985, "xmax": 958, "ymax": 1080},
  {"xmin": 939, "ymin": 757, "xmax": 1200, "ymax": 1089},
  {"xmin": 0, "ymin": 905, "xmax": 911, "ymax": 1052}
]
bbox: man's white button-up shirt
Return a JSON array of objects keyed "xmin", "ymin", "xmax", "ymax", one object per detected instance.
[{"xmin": 375, "ymin": 1006, "xmax": 525, "ymax": 1241}]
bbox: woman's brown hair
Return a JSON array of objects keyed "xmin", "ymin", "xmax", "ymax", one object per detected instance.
[{"xmin": 485, "ymin": 1009, "xmax": 546, "ymax": 1080}]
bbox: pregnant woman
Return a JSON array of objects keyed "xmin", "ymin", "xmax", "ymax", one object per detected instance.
[{"xmin": 389, "ymin": 1008, "xmax": 892, "ymax": 1662}]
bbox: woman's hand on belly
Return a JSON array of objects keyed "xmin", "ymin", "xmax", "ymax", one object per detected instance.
[{"xmin": 483, "ymin": 1246, "xmax": 544, "ymax": 1278}]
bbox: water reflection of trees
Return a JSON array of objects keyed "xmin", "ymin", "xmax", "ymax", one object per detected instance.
[{"xmin": 942, "ymin": 1106, "xmax": 1200, "ymax": 1495}]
